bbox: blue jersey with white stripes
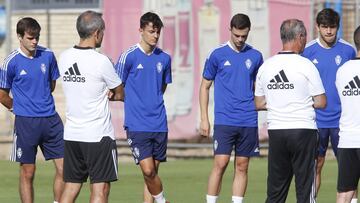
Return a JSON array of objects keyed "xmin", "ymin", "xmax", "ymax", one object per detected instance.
[
  {"xmin": 303, "ymin": 39, "xmax": 356, "ymax": 128},
  {"xmin": 115, "ymin": 44, "xmax": 172, "ymax": 132},
  {"xmin": 203, "ymin": 42, "xmax": 263, "ymax": 127},
  {"xmin": 0, "ymin": 46, "xmax": 60, "ymax": 117}
]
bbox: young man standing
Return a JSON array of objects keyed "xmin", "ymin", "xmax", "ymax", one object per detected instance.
[
  {"xmin": 302, "ymin": 8, "xmax": 356, "ymax": 198},
  {"xmin": 199, "ymin": 14, "xmax": 263, "ymax": 203},
  {"xmin": 334, "ymin": 25, "xmax": 360, "ymax": 203},
  {"xmin": 58, "ymin": 10, "xmax": 122, "ymax": 203},
  {"xmin": 255, "ymin": 19, "xmax": 326, "ymax": 203},
  {"xmin": 0, "ymin": 17, "xmax": 64, "ymax": 203},
  {"xmin": 115, "ymin": 12, "xmax": 171, "ymax": 203}
]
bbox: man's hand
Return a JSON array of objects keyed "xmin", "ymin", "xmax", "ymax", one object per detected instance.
[{"xmin": 200, "ymin": 120, "xmax": 211, "ymax": 137}]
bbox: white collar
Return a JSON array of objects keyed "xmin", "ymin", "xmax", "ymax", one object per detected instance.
[
  {"xmin": 227, "ymin": 41, "xmax": 246, "ymax": 53},
  {"xmin": 17, "ymin": 47, "xmax": 36, "ymax": 59},
  {"xmin": 137, "ymin": 43, "xmax": 155, "ymax": 55},
  {"xmin": 316, "ymin": 38, "xmax": 337, "ymax": 49}
]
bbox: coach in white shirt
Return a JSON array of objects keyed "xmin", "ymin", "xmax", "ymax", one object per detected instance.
[
  {"xmin": 255, "ymin": 19, "xmax": 326, "ymax": 203},
  {"xmin": 58, "ymin": 10, "xmax": 123, "ymax": 203},
  {"xmin": 335, "ymin": 25, "xmax": 360, "ymax": 203}
]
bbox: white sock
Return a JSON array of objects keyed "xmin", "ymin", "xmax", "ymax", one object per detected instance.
[
  {"xmin": 351, "ymin": 198, "xmax": 358, "ymax": 203},
  {"xmin": 153, "ymin": 191, "xmax": 166, "ymax": 203},
  {"xmin": 232, "ymin": 196, "xmax": 243, "ymax": 203},
  {"xmin": 206, "ymin": 194, "xmax": 218, "ymax": 203},
  {"xmin": 54, "ymin": 201, "xmax": 59, "ymax": 203}
]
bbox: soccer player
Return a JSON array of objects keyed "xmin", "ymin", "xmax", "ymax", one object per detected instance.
[
  {"xmin": 0, "ymin": 17, "xmax": 64, "ymax": 203},
  {"xmin": 199, "ymin": 14, "xmax": 263, "ymax": 203},
  {"xmin": 115, "ymin": 12, "xmax": 171, "ymax": 203},
  {"xmin": 334, "ymin": 25, "xmax": 360, "ymax": 203},
  {"xmin": 255, "ymin": 19, "xmax": 326, "ymax": 203},
  {"xmin": 302, "ymin": 8, "xmax": 356, "ymax": 197},
  {"xmin": 58, "ymin": 10, "xmax": 122, "ymax": 203}
]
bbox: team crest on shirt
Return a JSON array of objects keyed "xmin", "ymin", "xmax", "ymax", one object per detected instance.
[
  {"xmin": 17, "ymin": 148, "xmax": 22, "ymax": 158},
  {"xmin": 40, "ymin": 63, "xmax": 46, "ymax": 74},
  {"xmin": 156, "ymin": 62, "xmax": 163, "ymax": 73},
  {"xmin": 214, "ymin": 140, "xmax": 218, "ymax": 151},
  {"xmin": 335, "ymin": 55, "xmax": 342, "ymax": 66},
  {"xmin": 245, "ymin": 59, "xmax": 252, "ymax": 69}
]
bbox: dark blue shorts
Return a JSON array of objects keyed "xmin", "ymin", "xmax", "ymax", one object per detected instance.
[
  {"xmin": 126, "ymin": 131, "xmax": 167, "ymax": 165},
  {"xmin": 213, "ymin": 125, "xmax": 260, "ymax": 157},
  {"xmin": 10, "ymin": 113, "xmax": 64, "ymax": 164},
  {"xmin": 318, "ymin": 128, "xmax": 339, "ymax": 157}
]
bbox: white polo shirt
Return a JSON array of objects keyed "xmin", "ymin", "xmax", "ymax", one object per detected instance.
[
  {"xmin": 59, "ymin": 46, "xmax": 122, "ymax": 142},
  {"xmin": 336, "ymin": 59, "xmax": 360, "ymax": 148},
  {"xmin": 255, "ymin": 52, "xmax": 325, "ymax": 130}
]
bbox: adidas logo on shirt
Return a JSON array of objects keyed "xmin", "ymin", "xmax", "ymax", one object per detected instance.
[
  {"xmin": 267, "ymin": 70, "xmax": 294, "ymax": 90},
  {"xmin": 20, "ymin": 69, "xmax": 27, "ymax": 75},
  {"xmin": 63, "ymin": 63, "xmax": 86, "ymax": 83},
  {"xmin": 342, "ymin": 76, "xmax": 360, "ymax": 96},
  {"xmin": 224, "ymin": 60, "xmax": 231, "ymax": 66},
  {"xmin": 312, "ymin": 59, "xmax": 319, "ymax": 64},
  {"xmin": 136, "ymin": 64, "xmax": 144, "ymax": 69}
]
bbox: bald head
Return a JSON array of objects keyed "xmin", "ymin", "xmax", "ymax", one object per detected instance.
[
  {"xmin": 76, "ymin": 10, "xmax": 105, "ymax": 39},
  {"xmin": 280, "ymin": 19, "xmax": 306, "ymax": 44}
]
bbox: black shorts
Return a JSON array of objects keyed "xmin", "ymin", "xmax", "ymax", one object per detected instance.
[
  {"xmin": 337, "ymin": 148, "xmax": 360, "ymax": 192},
  {"xmin": 63, "ymin": 136, "xmax": 118, "ymax": 184}
]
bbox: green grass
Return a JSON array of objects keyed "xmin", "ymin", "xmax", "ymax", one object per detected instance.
[{"xmin": 0, "ymin": 158, "xmax": 338, "ymax": 202}]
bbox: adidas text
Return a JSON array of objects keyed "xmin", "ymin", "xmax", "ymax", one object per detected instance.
[
  {"xmin": 267, "ymin": 82, "xmax": 294, "ymax": 90},
  {"xmin": 63, "ymin": 75, "xmax": 86, "ymax": 83},
  {"xmin": 342, "ymin": 89, "xmax": 360, "ymax": 96}
]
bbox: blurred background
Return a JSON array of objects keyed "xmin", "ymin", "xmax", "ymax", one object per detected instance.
[{"xmin": 0, "ymin": 0, "xmax": 358, "ymax": 156}]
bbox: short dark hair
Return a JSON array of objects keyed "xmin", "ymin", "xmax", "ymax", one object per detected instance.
[
  {"xmin": 354, "ymin": 25, "xmax": 360, "ymax": 51},
  {"xmin": 16, "ymin": 17, "xmax": 41, "ymax": 37},
  {"xmin": 316, "ymin": 8, "xmax": 340, "ymax": 28},
  {"xmin": 280, "ymin": 19, "xmax": 306, "ymax": 44},
  {"xmin": 140, "ymin": 12, "xmax": 163, "ymax": 29},
  {"xmin": 230, "ymin": 13, "xmax": 251, "ymax": 30},
  {"xmin": 76, "ymin": 10, "xmax": 105, "ymax": 39}
]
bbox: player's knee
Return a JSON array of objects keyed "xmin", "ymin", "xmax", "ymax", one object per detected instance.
[
  {"xmin": 214, "ymin": 161, "xmax": 228, "ymax": 172},
  {"xmin": 20, "ymin": 167, "xmax": 35, "ymax": 180},
  {"xmin": 235, "ymin": 164, "xmax": 249, "ymax": 174},
  {"xmin": 142, "ymin": 168, "xmax": 157, "ymax": 180}
]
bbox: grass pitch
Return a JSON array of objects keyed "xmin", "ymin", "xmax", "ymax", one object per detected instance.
[{"xmin": 0, "ymin": 158, "xmax": 337, "ymax": 202}]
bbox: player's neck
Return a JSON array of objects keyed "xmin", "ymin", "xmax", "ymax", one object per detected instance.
[
  {"xmin": 319, "ymin": 37, "xmax": 336, "ymax": 48},
  {"xmin": 20, "ymin": 46, "xmax": 35, "ymax": 57},
  {"xmin": 229, "ymin": 40, "xmax": 244, "ymax": 52},
  {"xmin": 139, "ymin": 41, "xmax": 155, "ymax": 54}
]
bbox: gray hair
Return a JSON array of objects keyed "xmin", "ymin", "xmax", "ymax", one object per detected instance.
[
  {"xmin": 76, "ymin": 10, "xmax": 105, "ymax": 39},
  {"xmin": 280, "ymin": 19, "xmax": 306, "ymax": 44}
]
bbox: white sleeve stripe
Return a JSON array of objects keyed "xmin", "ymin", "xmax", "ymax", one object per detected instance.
[
  {"xmin": 338, "ymin": 38, "xmax": 357, "ymax": 52},
  {"xmin": 0, "ymin": 51, "xmax": 19, "ymax": 87},
  {"xmin": 205, "ymin": 43, "xmax": 227, "ymax": 60},
  {"xmin": 305, "ymin": 39, "xmax": 317, "ymax": 48},
  {"xmin": 117, "ymin": 46, "xmax": 137, "ymax": 79}
]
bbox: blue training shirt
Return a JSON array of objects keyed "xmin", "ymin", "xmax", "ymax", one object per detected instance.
[
  {"xmin": 203, "ymin": 42, "xmax": 263, "ymax": 127},
  {"xmin": 303, "ymin": 38, "xmax": 356, "ymax": 128},
  {"xmin": 116, "ymin": 44, "xmax": 172, "ymax": 132},
  {"xmin": 0, "ymin": 46, "xmax": 59, "ymax": 117}
]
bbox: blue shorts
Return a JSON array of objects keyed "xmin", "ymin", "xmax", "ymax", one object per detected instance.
[
  {"xmin": 126, "ymin": 131, "xmax": 168, "ymax": 165},
  {"xmin": 10, "ymin": 113, "xmax": 64, "ymax": 164},
  {"xmin": 213, "ymin": 125, "xmax": 260, "ymax": 157},
  {"xmin": 318, "ymin": 128, "xmax": 339, "ymax": 157}
]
